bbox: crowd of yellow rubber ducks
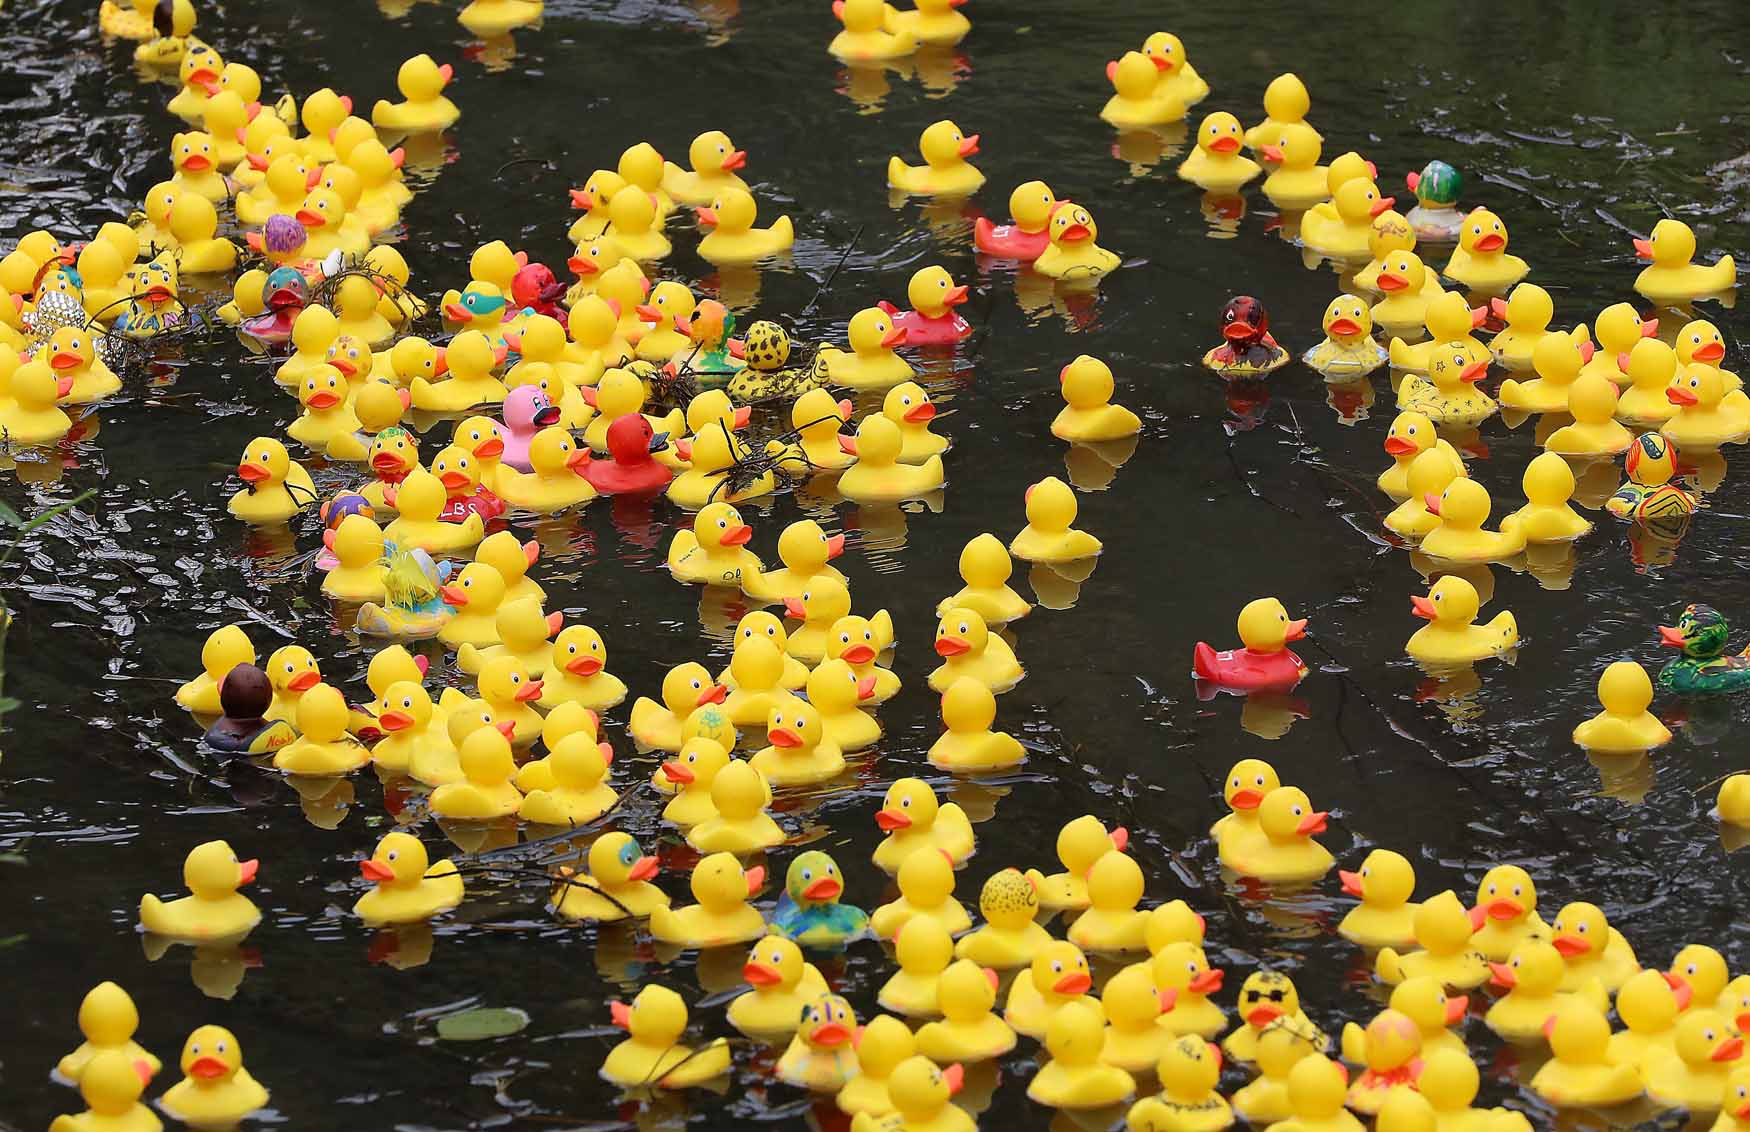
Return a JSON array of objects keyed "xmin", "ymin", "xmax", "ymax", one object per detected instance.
[{"xmin": 23, "ymin": 1, "xmax": 1750, "ymax": 1131}]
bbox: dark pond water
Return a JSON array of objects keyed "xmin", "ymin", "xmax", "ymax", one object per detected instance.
[{"xmin": 4, "ymin": 0, "xmax": 1750, "ymax": 1128}]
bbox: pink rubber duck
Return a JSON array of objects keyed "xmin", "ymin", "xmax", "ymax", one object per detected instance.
[{"xmin": 501, "ymin": 385, "xmax": 563, "ymax": 473}]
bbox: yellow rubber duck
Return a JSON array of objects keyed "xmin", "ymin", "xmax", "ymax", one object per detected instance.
[
  {"xmin": 43, "ymin": 325, "xmax": 120, "ymax": 405},
  {"xmin": 1546, "ymin": 373, "xmax": 1634, "ymax": 457},
  {"xmin": 767, "ymin": 390, "xmax": 854, "ymax": 474},
  {"xmin": 519, "ymin": 733, "xmax": 617, "ymax": 826},
  {"xmin": 669, "ymin": 422, "xmax": 774, "ymax": 510},
  {"xmin": 1003, "ymin": 940, "xmax": 1099, "ymax": 1042},
  {"xmin": 1532, "ymin": 1002, "xmax": 1642, "ymax": 1107},
  {"xmin": 1466, "ymin": 864, "xmax": 1548, "ymax": 961},
  {"xmin": 829, "ymin": 0, "xmax": 917, "ymax": 61},
  {"xmin": 163, "ymin": 192, "xmax": 235, "ymax": 274},
  {"xmin": 723, "ymin": 634, "xmax": 804, "ymax": 727},
  {"xmin": 871, "ymin": 843, "xmax": 971, "ymax": 939},
  {"xmin": 410, "ymin": 329, "xmax": 507, "ymax": 413},
  {"xmin": 928, "ymin": 677, "xmax": 1025, "ymax": 772},
  {"xmin": 819, "ymin": 306, "xmax": 916, "ymax": 390},
  {"xmin": 807, "ymin": 658, "xmax": 883, "ymax": 751},
  {"xmin": 1671, "ymin": 943, "xmax": 1732, "ymax": 1008},
  {"xmin": 1406, "ymin": 575, "xmax": 1517, "ymax": 665},
  {"xmin": 1489, "ymin": 283, "xmax": 1587, "ymax": 371},
  {"xmin": 1550, "ymin": 901, "xmax": 1639, "ymax": 992},
  {"xmin": 1209, "ymin": 757, "xmax": 1279, "ymax": 859},
  {"xmin": 839, "ymin": 1014, "xmax": 918, "ymax": 1116},
  {"xmin": 1444, "ymin": 208, "xmax": 1529, "ymax": 292},
  {"xmin": 1100, "ymin": 50, "xmax": 1185, "ymax": 128},
  {"xmin": 651, "ymin": 852, "xmax": 766, "ymax": 948},
  {"xmin": 1244, "ymin": 72, "xmax": 1321, "ymax": 149},
  {"xmin": 1387, "ymin": 976, "xmax": 1468, "ymax": 1060},
  {"xmin": 1178, "ymin": 110, "xmax": 1260, "ymax": 193},
  {"xmin": 457, "ymin": 598, "xmax": 560, "ymax": 678},
  {"xmin": 1052, "ymin": 355, "xmax": 1141, "ymax": 442},
  {"xmin": 917, "ymin": 957, "xmax": 1018, "ymax": 1063},
  {"xmin": 1484, "ymin": 938, "xmax": 1607, "ymax": 1043},
  {"xmin": 1616, "ymin": 337, "xmax": 1680, "ymax": 424},
  {"xmin": 1300, "ymin": 294, "xmax": 1386, "ymax": 378},
  {"xmin": 1024, "ymin": 815, "xmax": 1124, "ymax": 911},
  {"xmin": 473, "ymin": 654, "xmax": 545, "ymax": 743},
  {"xmin": 540, "ymin": 624, "xmax": 627, "ymax": 712},
  {"xmin": 168, "ymin": 130, "xmax": 226, "ymax": 201},
  {"xmin": 661, "ymin": 129, "xmax": 749, "ymax": 205},
  {"xmin": 384, "ymin": 467, "xmax": 485, "ymax": 555},
  {"xmin": 1664, "ymin": 362, "xmax": 1750, "ymax": 449},
  {"xmin": 1389, "ymin": 291, "xmax": 1489, "ymax": 373},
  {"xmin": 889, "ymin": 119, "xmax": 984, "ymax": 196},
  {"xmin": 49, "ymin": 1049, "xmax": 160, "ymax": 1132},
  {"xmin": 1230, "ymin": 1016, "xmax": 1323, "ymax": 1124},
  {"xmin": 885, "ymin": 0, "xmax": 969, "ymax": 44},
  {"xmin": 853, "ymin": 1056, "xmax": 972, "ymax": 1132},
  {"xmin": 1719, "ymin": 777, "xmax": 1750, "ymax": 837},
  {"xmin": 1271, "ymin": 1055, "xmax": 1364, "ymax": 1132},
  {"xmin": 1369, "ymin": 248, "xmax": 1446, "ymax": 338},
  {"xmin": 928, "ymin": 607, "xmax": 1022, "ymax": 693},
  {"xmin": 750, "ymin": 700, "xmax": 845, "ymax": 787},
  {"xmin": 1028, "ymin": 999, "xmax": 1134, "ymax": 1109},
  {"xmin": 1139, "ymin": 30, "xmax": 1209, "ymax": 102},
  {"xmin": 874, "ymin": 382, "xmax": 950, "ymax": 463},
  {"xmin": 286, "ymin": 366, "xmax": 361, "ymax": 452},
  {"xmin": 600, "ymin": 184, "xmax": 671, "ymax": 264},
  {"xmin": 580, "ymin": 365, "xmax": 684, "ymax": 453},
  {"xmin": 824, "ymin": 609, "xmax": 901, "ymax": 699},
  {"xmin": 273, "ymin": 683, "xmax": 369, "ymax": 775},
  {"xmin": 1397, "ymin": 343, "xmax": 1499, "ymax": 430},
  {"xmin": 1384, "ymin": 446, "xmax": 1466, "ymax": 540},
  {"xmin": 175, "ymin": 625, "xmax": 254, "ymax": 716},
  {"xmin": 274, "ymin": 304, "xmax": 339, "ymax": 387},
  {"xmin": 353, "ymin": 831, "xmax": 463, "ymax": 924},
  {"xmin": 1676, "ymin": 319, "xmax": 1743, "ymax": 391},
  {"xmin": 1608, "ymin": 968, "xmax": 1687, "ymax": 1071},
  {"xmin": 1415, "ymin": 1048, "xmax": 1531, "ymax": 1132},
  {"xmin": 99, "ymin": 0, "xmax": 156, "ymax": 39},
  {"xmin": 1376, "ymin": 889, "xmax": 1489, "ymax": 988},
  {"xmin": 57, "ymin": 982, "xmax": 160, "ymax": 1084},
  {"xmin": 1010, "ymin": 475, "xmax": 1101, "ymax": 562},
  {"xmin": 776, "ymin": 573, "xmax": 851, "ymax": 662},
  {"xmin": 1303, "ymin": 177, "xmax": 1395, "ymax": 259},
  {"xmin": 329, "ymin": 274, "xmax": 395, "ymax": 348},
  {"xmin": 552, "ymin": 832, "xmax": 668, "ymax": 923},
  {"xmin": 158, "ymin": 1024, "xmax": 269, "ymax": 1129},
  {"xmin": 696, "ymin": 186, "xmax": 793, "ymax": 265},
  {"xmin": 371, "ymin": 54, "xmax": 458, "ymax": 133},
  {"xmin": 955, "ymin": 867, "xmax": 1050, "ymax": 968},
  {"xmin": 1067, "ymin": 851, "xmax": 1148, "ymax": 953},
  {"xmin": 937, "ymin": 533, "xmax": 1030, "ymax": 626},
  {"xmin": 631, "ymin": 662, "xmax": 725, "ymax": 751},
  {"xmin": 1507, "ymin": 451, "xmax": 1592, "ymax": 543},
  {"xmin": 602, "ymin": 984, "xmax": 730, "ymax": 1090},
  {"xmin": 429, "ymin": 725, "xmax": 524, "ymax": 819},
  {"xmin": 1582, "ymin": 301, "xmax": 1658, "ymax": 384},
  {"xmin": 1574, "ymin": 660, "xmax": 1671, "ymax": 753},
  {"xmin": 0, "ymin": 359, "xmax": 73, "ymax": 447},
  {"xmin": 654, "ymin": 732, "xmax": 734, "ymax": 816},
  {"xmin": 839, "ymin": 412, "xmax": 946, "ymax": 503},
  {"xmin": 1634, "ymin": 218, "xmax": 1737, "ymax": 304},
  {"xmin": 457, "ymin": 0, "xmax": 542, "ymax": 36},
  {"xmin": 436, "ymin": 561, "xmax": 509, "ymax": 649},
  {"xmin": 1337, "ymin": 847, "xmax": 1420, "ymax": 950},
  {"xmin": 260, "ymin": 644, "xmax": 320, "ymax": 724},
  {"xmin": 1147, "ymin": 900, "xmax": 1206, "ymax": 952},
  {"xmin": 1152, "ymin": 942, "xmax": 1228, "ymax": 1039},
  {"xmin": 1094, "ymin": 965, "xmax": 1173, "ymax": 1076},
  {"xmin": 686, "ymin": 759, "xmax": 784, "ymax": 853},
  {"xmin": 879, "ymin": 915, "xmax": 954, "ymax": 1017},
  {"xmin": 497, "ymin": 427, "xmax": 597, "ymax": 513},
  {"xmin": 1422, "ymin": 477, "xmax": 1526, "ymax": 564},
  {"xmin": 725, "ymin": 934, "xmax": 827, "ymax": 1043},
  {"xmin": 668, "ymin": 501, "xmax": 768, "ymax": 589},
  {"xmin": 517, "ymin": 703, "xmax": 610, "ymax": 792},
  {"xmin": 1219, "ymin": 785, "xmax": 1332, "ymax": 884},
  {"xmin": 1498, "ymin": 330, "xmax": 1582, "ymax": 413},
  {"xmin": 1258, "ymin": 121, "xmax": 1328, "ymax": 210},
  {"xmin": 139, "ymin": 839, "xmax": 259, "ymax": 941},
  {"xmin": 753, "ymin": 519, "xmax": 847, "ymax": 602}
]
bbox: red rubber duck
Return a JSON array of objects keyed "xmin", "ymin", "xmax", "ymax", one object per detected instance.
[
  {"xmin": 1192, "ymin": 597, "xmax": 1309, "ymax": 690},
  {"xmin": 584, "ymin": 413, "xmax": 674, "ymax": 495},
  {"xmin": 511, "ymin": 262, "xmax": 568, "ymax": 322},
  {"xmin": 973, "ymin": 181, "xmax": 1066, "ymax": 262},
  {"xmin": 877, "ymin": 265, "xmax": 972, "ymax": 346}
]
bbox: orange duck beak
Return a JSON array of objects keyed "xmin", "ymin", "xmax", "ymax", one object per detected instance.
[
  {"xmin": 1209, "ymin": 134, "xmax": 1239, "ymax": 153},
  {"xmin": 1411, "ymin": 594, "xmax": 1437, "ymax": 620},
  {"xmin": 1445, "ymin": 995, "xmax": 1470, "ymax": 1024},
  {"xmin": 1633, "ymin": 237, "xmax": 1655, "ymax": 259},
  {"xmin": 1295, "ymin": 811, "xmax": 1328, "ymax": 835},
  {"xmin": 1230, "ymin": 788, "xmax": 1264, "ymax": 810},
  {"xmin": 1370, "ymin": 195, "xmax": 1397, "ymax": 217},
  {"xmin": 875, "ymin": 808, "xmax": 910, "ymax": 831},
  {"xmin": 696, "ymin": 682, "xmax": 728, "ymax": 706},
  {"xmin": 660, "ymin": 760, "xmax": 693, "ymax": 784},
  {"xmin": 236, "ymin": 859, "xmax": 259, "ymax": 885},
  {"xmin": 1667, "ymin": 385, "xmax": 1699, "ymax": 406},
  {"xmin": 742, "ymin": 961, "xmax": 781, "ymax": 987},
  {"xmin": 768, "ymin": 726, "xmax": 804, "ymax": 749},
  {"xmin": 1459, "ymin": 359, "xmax": 1489, "ymax": 383},
  {"xmin": 1189, "ymin": 968, "xmax": 1224, "ymax": 994},
  {"xmin": 857, "ymin": 674, "xmax": 877, "ymax": 700},
  {"xmin": 1488, "ymin": 962, "xmax": 1516, "ymax": 989},
  {"xmin": 288, "ymin": 671, "xmax": 320, "ymax": 692},
  {"xmin": 804, "ymin": 876, "xmax": 842, "ymax": 900},
  {"xmin": 1474, "ymin": 233, "xmax": 1505, "ymax": 252},
  {"xmin": 566, "ymin": 655, "xmax": 603, "ymax": 676},
  {"xmin": 1550, "ymin": 934, "xmax": 1591, "ymax": 958},
  {"xmin": 956, "ymin": 135, "xmax": 980, "ymax": 157},
  {"xmin": 881, "ymin": 324, "xmax": 908, "ymax": 347},
  {"xmin": 934, "ymin": 636, "xmax": 970, "ymax": 656},
  {"xmin": 360, "ymin": 858, "xmax": 395, "ymax": 882},
  {"xmin": 514, "ymin": 679, "xmax": 544, "ymax": 701},
  {"xmin": 1339, "ymin": 869, "xmax": 1365, "ymax": 896},
  {"xmin": 628, "ymin": 856, "xmax": 659, "ymax": 882},
  {"xmin": 1053, "ymin": 972, "xmax": 1092, "ymax": 995},
  {"xmin": 378, "ymin": 710, "xmax": 414, "ymax": 732}
]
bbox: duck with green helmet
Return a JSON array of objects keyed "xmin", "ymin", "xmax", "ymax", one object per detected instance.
[
  {"xmin": 770, "ymin": 850, "xmax": 869, "ymax": 949},
  {"xmin": 728, "ymin": 319, "xmax": 830, "ymax": 404},
  {"xmin": 1656, "ymin": 603, "xmax": 1750, "ymax": 694},
  {"xmin": 1404, "ymin": 160, "xmax": 1464, "ymax": 243}
]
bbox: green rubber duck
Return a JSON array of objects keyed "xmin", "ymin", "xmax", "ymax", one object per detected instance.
[
  {"xmin": 770, "ymin": 850, "xmax": 868, "ymax": 950},
  {"xmin": 1656, "ymin": 604, "xmax": 1750, "ymax": 694}
]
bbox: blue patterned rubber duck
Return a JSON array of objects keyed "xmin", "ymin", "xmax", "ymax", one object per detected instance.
[{"xmin": 770, "ymin": 851, "xmax": 869, "ymax": 949}]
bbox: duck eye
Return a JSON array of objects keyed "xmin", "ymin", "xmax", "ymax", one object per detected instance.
[{"xmin": 387, "ymin": 849, "xmax": 398, "ymax": 861}]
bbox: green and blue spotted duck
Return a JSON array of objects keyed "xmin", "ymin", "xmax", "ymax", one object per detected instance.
[
  {"xmin": 1656, "ymin": 604, "xmax": 1750, "ymax": 694},
  {"xmin": 770, "ymin": 851, "xmax": 869, "ymax": 949}
]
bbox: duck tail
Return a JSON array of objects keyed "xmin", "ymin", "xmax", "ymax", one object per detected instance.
[
  {"xmin": 138, "ymin": 893, "xmax": 164, "ymax": 931},
  {"xmin": 370, "ymin": 100, "xmax": 396, "ymax": 125},
  {"xmin": 870, "ymin": 608, "xmax": 895, "ymax": 650},
  {"xmin": 1716, "ymin": 255, "xmax": 1737, "ymax": 289},
  {"xmin": 1340, "ymin": 1020, "xmax": 1367, "ymax": 1063},
  {"xmin": 885, "ymin": 156, "xmax": 910, "ymax": 188},
  {"xmin": 457, "ymin": 642, "xmax": 484, "ymax": 675},
  {"xmin": 1485, "ymin": 611, "xmax": 1518, "ymax": 648},
  {"xmin": 771, "ymin": 215, "xmax": 795, "ymax": 245},
  {"xmin": 667, "ymin": 529, "xmax": 698, "ymax": 570},
  {"xmin": 1192, "ymin": 641, "xmax": 1220, "ymax": 681},
  {"xmin": 1387, "ymin": 337, "xmax": 1414, "ymax": 369},
  {"xmin": 1376, "ymin": 947, "xmax": 1405, "ymax": 984}
]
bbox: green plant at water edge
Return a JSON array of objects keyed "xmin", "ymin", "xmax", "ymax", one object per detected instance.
[{"xmin": 0, "ymin": 490, "xmax": 96, "ymax": 727}]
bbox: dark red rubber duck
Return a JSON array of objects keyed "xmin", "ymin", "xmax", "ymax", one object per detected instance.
[
  {"xmin": 1201, "ymin": 295, "xmax": 1291, "ymax": 376},
  {"xmin": 585, "ymin": 413, "xmax": 674, "ymax": 495}
]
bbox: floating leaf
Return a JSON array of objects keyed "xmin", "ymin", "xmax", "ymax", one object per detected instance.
[{"xmin": 435, "ymin": 1007, "xmax": 529, "ymax": 1042}]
